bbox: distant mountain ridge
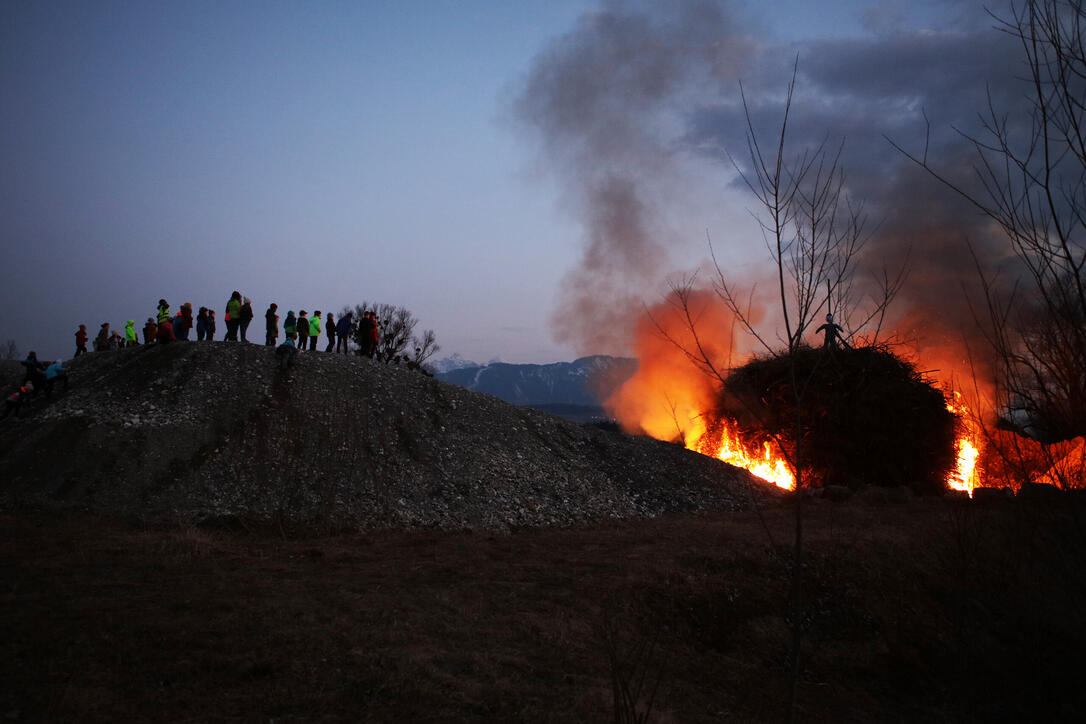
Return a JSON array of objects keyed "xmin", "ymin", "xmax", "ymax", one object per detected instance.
[{"xmin": 436, "ymin": 355, "xmax": 637, "ymax": 408}]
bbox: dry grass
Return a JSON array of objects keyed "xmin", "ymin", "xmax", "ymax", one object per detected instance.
[{"xmin": 3, "ymin": 495, "xmax": 1085, "ymax": 722}]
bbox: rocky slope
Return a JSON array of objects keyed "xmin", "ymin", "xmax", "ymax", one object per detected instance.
[{"xmin": 0, "ymin": 344, "xmax": 776, "ymax": 530}]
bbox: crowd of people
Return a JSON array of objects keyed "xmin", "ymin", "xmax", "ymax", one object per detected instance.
[
  {"xmin": 4, "ymin": 292, "xmax": 388, "ymax": 420},
  {"xmin": 75, "ymin": 293, "xmax": 383, "ymax": 361}
]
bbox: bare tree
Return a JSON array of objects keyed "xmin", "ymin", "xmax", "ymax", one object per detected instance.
[
  {"xmin": 1, "ymin": 340, "xmax": 18, "ymax": 361},
  {"xmin": 893, "ymin": 0, "xmax": 1085, "ymax": 446},
  {"xmin": 347, "ymin": 302, "xmax": 440, "ymax": 368}
]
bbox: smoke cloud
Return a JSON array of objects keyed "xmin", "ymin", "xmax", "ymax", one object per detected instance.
[{"xmin": 515, "ymin": 0, "xmax": 1028, "ymax": 378}]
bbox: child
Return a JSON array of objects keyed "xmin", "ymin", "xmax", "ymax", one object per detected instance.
[
  {"xmin": 1, "ymin": 382, "xmax": 33, "ymax": 420},
  {"xmin": 43, "ymin": 360, "xmax": 69, "ymax": 397},
  {"xmin": 74, "ymin": 325, "xmax": 88, "ymax": 357}
]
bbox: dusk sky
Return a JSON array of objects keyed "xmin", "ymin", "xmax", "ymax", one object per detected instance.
[{"xmin": 2, "ymin": 1, "xmax": 1022, "ymax": 364}]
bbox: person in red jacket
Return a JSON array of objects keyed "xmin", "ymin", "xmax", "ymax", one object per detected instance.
[
  {"xmin": 74, "ymin": 325, "xmax": 88, "ymax": 357},
  {"xmin": 143, "ymin": 318, "xmax": 157, "ymax": 344},
  {"xmin": 156, "ymin": 318, "xmax": 176, "ymax": 344}
]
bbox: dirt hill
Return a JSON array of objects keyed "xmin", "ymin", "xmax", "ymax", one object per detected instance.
[{"xmin": 0, "ymin": 343, "xmax": 774, "ymax": 530}]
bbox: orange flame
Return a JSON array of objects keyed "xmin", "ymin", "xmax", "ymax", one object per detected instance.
[
  {"xmin": 945, "ymin": 392, "xmax": 983, "ymax": 495},
  {"xmin": 695, "ymin": 422, "xmax": 795, "ymax": 489}
]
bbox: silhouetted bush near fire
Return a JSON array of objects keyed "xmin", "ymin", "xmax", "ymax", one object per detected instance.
[{"xmin": 709, "ymin": 345, "xmax": 958, "ymax": 494}]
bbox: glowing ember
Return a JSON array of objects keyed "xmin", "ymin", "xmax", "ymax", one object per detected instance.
[{"xmin": 692, "ymin": 421, "xmax": 795, "ymax": 490}]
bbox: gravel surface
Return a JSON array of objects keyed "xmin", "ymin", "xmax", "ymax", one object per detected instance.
[{"xmin": 0, "ymin": 344, "xmax": 778, "ymax": 530}]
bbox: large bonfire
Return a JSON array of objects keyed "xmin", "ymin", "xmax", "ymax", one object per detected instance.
[{"xmin": 606, "ymin": 289, "xmax": 988, "ymax": 494}]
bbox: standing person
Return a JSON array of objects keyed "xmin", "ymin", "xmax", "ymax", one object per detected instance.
[
  {"xmin": 143, "ymin": 318, "xmax": 157, "ymax": 344},
  {"xmin": 94, "ymin": 323, "xmax": 111, "ymax": 351},
  {"xmin": 335, "ymin": 313, "xmax": 352, "ymax": 354},
  {"xmin": 369, "ymin": 312, "xmax": 380, "ymax": 359},
  {"xmin": 295, "ymin": 311, "xmax": 308, "ymax": 353},
  {"xmin": 325, "ymin": 313, "xmax": 336, "ymax": 352},
  {"xmin": 309, "ymin": 311, "xmax": 322, "ymax": 351},
  {"xmin": 156, "ymin": 317, "xmax": 176, "ymax": 343},
  {"xmin": 125, "ymin": 320, "xmax": 138, "ymax": 347},
  {"xmin": 195, "ymin": 307, "xmax": 208, "ymax": 340},
  {"xmin": 239, "ymin": 297, "xmax": 254, "ymax": 342},
  {"xmin": 177, "ymin": 303, "xmax": 194, "ymax": 341},
  {"xmin": 156, "ymin": 299, "xmax": 170, "ymax": 325},
  {"xmin": 815, "ymin": 313, "xmax": 849, "ymax": 350},
  {"xmin": 265, "ymin": 303, "xmax": 279, "ymax": 346},
  {"xmin": 283, "ymin": 310, "xmax": 296, "ymax": 341},
  {"xmin": 207, "ymin": 310, "xmax": 217, "ymax": 341},
  {"xmin": 225, "ymin": 291, "xmax": 242, "ymax": 342},
  {"xmin": 74, "ymin": 325, "xmax": 88, "ymax": 357}
]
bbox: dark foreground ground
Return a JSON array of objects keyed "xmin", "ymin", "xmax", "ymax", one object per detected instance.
[{"xmin": 4, "ymin": 495, "xmax": 1085, "ymax": 723}]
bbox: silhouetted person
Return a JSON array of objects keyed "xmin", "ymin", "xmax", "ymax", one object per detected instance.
[
  {"xmin": 196, "ymin": 307, "xmax": 209, "ymax": 340},
  {"xmin": 265, "ymin": 303, "xmax": 279, "ymax": 346},
  {"xmin": 325, "ymin": 313, "xmax": 336, "ymax": 352},
  {"xmin": 296, "ymin": 311, "xmax": 308, "ymax": 353},
  {"xmin": 335, "ymin": 313, "xmax": 352, "ymax": 354},
  {"xmin": 143, "ymin": 318, "xmax": 157, "ymax": 344},
  {"xmin": 207, "ymin": 310, "xmax": 217, "ymax": 340},
  {"xmin": 94, "ymin": 323, "xmax": 110, "ymax": 352},
  {"xmin": 74, "ymin": 325, "xmax": 88, "ymax": 357},
  {"xmin": 239, "ymin": 297, "xmax": 254, "ymax": 342},
  {"xmin": 816, "ymin": 313, "xmax": 849, "ymax": 350}
]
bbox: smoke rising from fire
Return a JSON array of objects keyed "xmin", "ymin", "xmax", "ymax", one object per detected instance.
[{"xmin": 515, "ymin": 0, "xmax": 1026, "ymax": 403}]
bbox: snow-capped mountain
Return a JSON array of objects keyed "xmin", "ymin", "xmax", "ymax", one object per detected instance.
[{"xmin": 436, "ymin": 355, "xmax": 637, "ymax": 408}]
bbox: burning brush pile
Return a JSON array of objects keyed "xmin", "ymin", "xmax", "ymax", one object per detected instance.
[{"xmin": 698, "ymin": 345, "xmax": 958, "ymax": 495}]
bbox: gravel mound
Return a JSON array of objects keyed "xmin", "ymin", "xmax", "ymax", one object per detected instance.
[{"xmin": 0, "ymin": 343, "xmax": 777, "ymax": 530}]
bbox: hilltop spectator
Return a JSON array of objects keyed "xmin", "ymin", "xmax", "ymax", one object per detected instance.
[
  {"xmin": 177, "ymin": 303, "xmax": 194, "ymax": 341},
  {"xmin": 325, "ymin": 312, "xmax": 336, "ymax": 352},
  {"xmin": 109, "ymin": 331, "xmax": 123, "ymax": 350},
  {"xmin": 309, "ymin": 311, "xmax": 322, "ymax": 351},
  {"xmin": 225, "ymin": 291, "xmax": 242, "ymax": 342},
  {"xmin": 265, "ymin": 303, "xmax": 279, "ymax": 346},
  {"xmin": 1, "ymin": 382, "xmax": 32, "ymax": 420},
  {"xmin": 276, "ymin": 335, "xmax": 298, "ymax": 372},
  {"xmin": 43, "ymin": 360, "xmax": 68, "ymax": 397},
  {"xmin": 207, "ymin": 310, "xmax": 217, "ymax": 340},
  {"xmin": 360, "ymin": 312, "xmax": 378, "ymax": 359},
  {"xmin": 335, "ymin": 313, "xmax": 352, "ymax": 354},
  {"xmin": 196, "ymin": 307, "xmax": 209, "ymax": 340},
  {"xmin": 296, "ymin": 311, "xmax": 308, "ymax": 353},
  {"xmin": 125, "ymin": 320, "xmax": 138, "ymax": 347},
  {"xmin": 94, "ymin": 323, "xmax": 111, "ymax": 352},
  {"xmin": 156, "ymin": 299, "xmax": 170, "ymax": 325},
  {"xmin": 239, "ymin": 297, "xmax": 254, "ymax": 342},
  {"xmin": 283, "ymin": 310, "xmax": 296, "ymax": 341},
  {"xmin": 74, "ymin": 325, "xmax": 88, "ymax": 357},
  {"xmin": 156, "ymin": 318, "xmax": 176, "ymax": 344},
  {"xmin": 143, "ymin": 318, "xmax": 157, "ymax": 345},
  {"xmin": 172, "ymin": 312, "xmax": 184, "ymax": 341}
]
